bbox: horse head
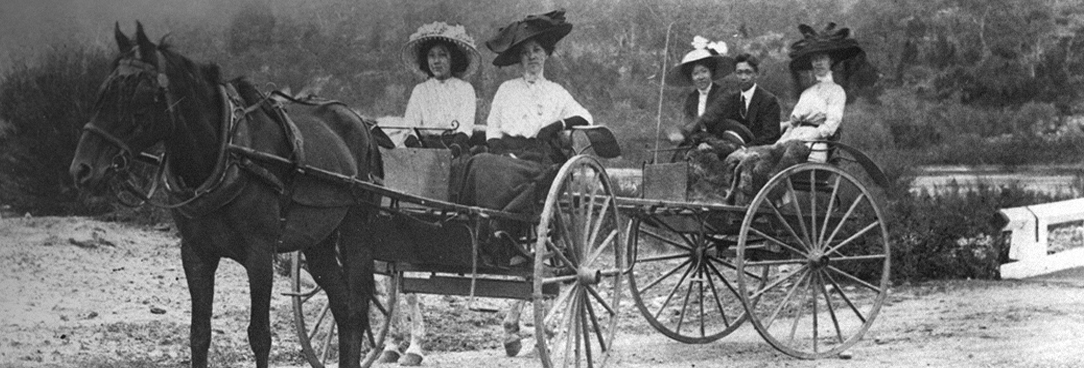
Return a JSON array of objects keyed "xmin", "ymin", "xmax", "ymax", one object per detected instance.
[{"xmin": 70, "ymin": 22, "xmax": 221, "ymax": 194}]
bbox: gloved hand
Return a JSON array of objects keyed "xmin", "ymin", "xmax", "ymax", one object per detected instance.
[{"xmin": 537, "ymin": 116, "xmax": 589, "ymax": 140}]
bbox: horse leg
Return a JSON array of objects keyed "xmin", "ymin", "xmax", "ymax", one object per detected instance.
[
  {"xmin": 502, "ymin": 299, "xmax": 525, "ymax": 357},
  {"xmin": 243, "ymin": 250, "xmax": 274, "ymax": 368},
  {"xmin": 337, "ymin": 207, "xmax": 376, "ymax": 368},
  {"xmin": 181, "ymin": 243, "xmax": 220, "ymax": 368},
  {"xmin": 377, "ymin": 276, "xmax": 403, "ymax": 363},
  {"xmin": 304, "ymin": 240, "xmax": 363, "ymax": 368},
  {"xmin": 398, "ymin": 293, "xmax": 425, "ymax": 366}
]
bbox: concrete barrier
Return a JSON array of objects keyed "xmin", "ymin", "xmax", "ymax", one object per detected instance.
[{"xmin": 999, "ymin": 198, "xmax": 1084, "ymax": 279}]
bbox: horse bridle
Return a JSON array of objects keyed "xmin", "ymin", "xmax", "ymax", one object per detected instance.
[{"xmin": 82, "ymin": 49, "xmax": 180, "ymax": 206}]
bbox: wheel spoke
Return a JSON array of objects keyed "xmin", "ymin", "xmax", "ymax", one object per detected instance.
[
  {"xmin": 822, "ymin": 270, "xmax": 868, "ymax": 324},
  {"xmin": 547, "ymin": 238, "xmax": 579, "ymax": 271},
  {"xmin": 749, "ymin": 227, "xmax": 811, "ymax": 259},
  {"xmin": 766, "ymin": 200, "xmax": 813, "ymax": 252},
  {"xmin": 586, "ymin": 229, "xmax": 618, "ymax": 267},
  {"xmin": 585, "ymin": 285, "xmax": 616, "ymax": 316},
  {"xmin": 787, "ymin": 275, "xmax": 809, "ymax": 344},
  {"xmin": 818, "ymin": 175, "xmax": 843, "ymax": 248},
  {"xmin": 675, "ymin": 270, "xmax": 696, "ymax": 334},
  {"xmin": 320, "ymin": 322, "xmax": 336, "ymax": 364},
  {"xmin": 824, "ymin": 221, "xmax": 880, "ymax": 256},
  {"xmin": 823, "ymin": 193, "xmax": 866, "ymax": 250},
  {"xmin": 707, "ymin": 255, "xmax": 764, "ymax": 281},
  {"xmin": 648, "ymin": 215, "xmax": 698, "ymax": 249},
  {"xmin": 546, "ymin": 285, "xmax": 577, "ymax": 327},
  {"xmin": 587, "ymin": 196, "xmax": 613, "ymax": 254},
  {"xmin": 809, "ymin": 170, "xmax": 818, "ymax": 250},
  {"xmin": 580, "ymin": 300, "xmax": 594, "ymax": 368},
  {"xmin": 637, "ymin": 258, "xmax": 692, "ymax": 295},
  {"xmin": 811, "ymin": 267, "xmax": 819, "ymax": 353},
  {"xmin": 309, "ymin": 304, "xmax": 331, "ymax": 341},
  {"xmin": 698, "ymin": 267, "xmax": 707, "ymax": 337},
  {"xmin": 785, "ymin": 178, "xmax": 813, "ymax": 247},
  {"xmin": 636, "ymin": 252, "xmax": 691, "ymax": 264},
  {"xmin": 744, "ymin": 258, "xmax": 807, "ymax": 267},
  {"xmin": 703, "ymin": 263, "xmax": 732, "ymax": 327},
  {"xmin": 584, "ymin": 295, "xmax": 608, "ymax": 352},
  {"xmin": 826, "ymin": 265, "xmax": 882, "ymax": 294},
  {"xmin": 764, "ymin": 269, "xmax": 810, "ymax": 330},
  {"xmin": 750, "ymin": 265, "xmax": 808, "ymax": 300},
  {"xmin": 652, "ymin": 261, "xmax": 695, "ymax": 320},
  {"xmin": 640, "ymin": 224, "xmax": 695, "ymax": 252},
  {"xmin": 554, "ymin": 207, "xmax": 580, "ymax": 266},
  {"xmin": 817, "ymin": 271, "xmax": 845, "ymax": 343},
  {"xmin": 831, "ymin": 254, "xmax": 887, "ymax": 263}
]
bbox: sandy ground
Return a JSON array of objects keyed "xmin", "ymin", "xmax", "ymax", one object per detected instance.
[{"xmin": 1, "ymin": 217, "xmax": 1083, "ymax": 368}]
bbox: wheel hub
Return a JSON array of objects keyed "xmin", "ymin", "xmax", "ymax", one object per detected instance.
[
  {"xmin": 808, "ymin": 251, "xmax": 831, "ymax": 269},
  {"xmin": 577, "ymin": 267, "xmax": 601, "ymax": 285}
]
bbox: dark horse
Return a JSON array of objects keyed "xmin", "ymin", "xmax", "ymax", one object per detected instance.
[{"xmin": 69, "ymin": 23, "xmax": 384, "ymax": 368}]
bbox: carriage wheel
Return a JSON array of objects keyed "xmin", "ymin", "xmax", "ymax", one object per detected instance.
[
  {"xmin": 626, "ymin": 213, "xmax": 765, "ymax": 344},
  {"xmin": 290, "ymin": 252, "xmax": 398, "ymax": 368},
  {"xmin": 735, "ymin": 163, "xmax": 890, "ymax": 359},
  {"xmin": 533, "ymin": 155, "xmax": 625, "ymax": 368}
]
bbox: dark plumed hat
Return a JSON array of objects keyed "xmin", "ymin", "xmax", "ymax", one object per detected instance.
[
  {"xmin": 788, "ymin": 23, "xmax": 863, "ymax": 71},
  {"xmin": 485, "ymin": 9, "xmax": 573, "ymax": 67}
]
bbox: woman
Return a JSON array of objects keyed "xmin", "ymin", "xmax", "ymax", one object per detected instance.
[
  {"xmin": 667, "ymin": 37, "xmax": 733, "ymax": 129},
  {"xmin": 400, "ymin": 21, "xmax": 480, "ymax": 149},
  {"xmin": 484, "ymin": 9, "xmax": 592, "ymax": 165},
  {"xmin": 777, "ymin": 23, "xmax": 864, "ymax": 162},
  {"xmin": 378, "ymin": 21, "xmax": 481, "ymax": 367}
]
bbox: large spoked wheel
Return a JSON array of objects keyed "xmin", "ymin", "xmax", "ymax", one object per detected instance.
[
  {"xmin": 290, "ymin": 252, "xmax": 398, "ymax": 368},
  {"xmin": 626, "ymin": 212, "xmax": 765, "ymax": 344},
  {"xmin": 533, "ymin": 155, "xmax": 625, "ymax": 368},
  {"xmin": 736, "ymin": 163, "xmax": 890, "ymax": 359}
]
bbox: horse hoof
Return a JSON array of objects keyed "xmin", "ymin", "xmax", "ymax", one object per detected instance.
[
  {"xmin": 378, "ymin": 349, "xmax": 401, "ymax": 363},
  {"xmin": 398, "ymin": 352, "xmax": 424, "ymax": 366},
  {"xmin": 503, "ymin": 338, "xmax": 522, "ymax": 357}
]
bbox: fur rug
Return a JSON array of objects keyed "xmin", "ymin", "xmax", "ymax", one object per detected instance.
[{"xmin": 685, "ymin": 140, "xmax": 811, "ymax": 204}]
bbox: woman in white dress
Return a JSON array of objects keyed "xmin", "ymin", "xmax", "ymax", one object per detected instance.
[
  {"xmin": 777, "ymin": 23, "xmax": 864, "ymax": 162},
  {"xmin": 378, "ymin": 21, "xmax": 481, "ymax": 366},
  {"xmin": 399, "ymin": 21, "xmax": 480, "ymax": 150}
]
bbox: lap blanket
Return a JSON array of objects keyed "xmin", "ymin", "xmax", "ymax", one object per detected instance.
[{"xmin": 685, "ymin": 140, "xmax": 811, "ymax": 204}]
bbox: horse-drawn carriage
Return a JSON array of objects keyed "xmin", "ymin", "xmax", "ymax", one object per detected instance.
[
  {"xmin": 283, "ymin": 128, "xmax": 892, "ymax": 368},
  {"xmin": 71, "ymin": 24, "xmax": 891, "ymax": 368}
]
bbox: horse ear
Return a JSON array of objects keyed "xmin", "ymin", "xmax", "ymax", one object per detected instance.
[
  {"xmin": 115, "ymin": 22, "xmax": 132, "ymax": 53},
  {"xmin": 135, "ymin": 21, "xmax": 155, "ymax": 60},
  {"xmin": 202, "ymin": 64, "xmax": 222, "ymax": 84}
]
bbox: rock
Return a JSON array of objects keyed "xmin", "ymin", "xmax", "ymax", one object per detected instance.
[
  {"xmin": 150, "ymin": 307, "xmax": 166, "ymax": 315},
  {"xmin": 838, "ymin": 351, "xmax": 853, "ymax": 359}
]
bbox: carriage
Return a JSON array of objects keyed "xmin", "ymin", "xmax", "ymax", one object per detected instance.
[{"xmin": 276, "ymin": 125, "xmax": 891, "ymax": 367}]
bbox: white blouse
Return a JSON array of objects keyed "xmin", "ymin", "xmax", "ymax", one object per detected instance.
[
  {"xmin": 486, "ymin": 76, "xmax": 593, "ymax": 139},
  {"xmin": 403, "ymin": 77, "xmax": 476, "ymax": 135},
  {"xmin": 787, "ymin": 74, "xmax": 846, "ymax": 138}
]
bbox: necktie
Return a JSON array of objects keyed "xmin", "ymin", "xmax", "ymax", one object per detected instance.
[{"xmin": 739, "ymin": 94, "xmax": 747, "ymax": 119}]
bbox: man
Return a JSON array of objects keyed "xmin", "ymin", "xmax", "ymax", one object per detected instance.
[{"xmin": 695, "ymin": 53, "xmax": 781, "ymax": 146}]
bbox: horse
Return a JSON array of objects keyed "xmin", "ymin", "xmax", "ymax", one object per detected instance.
[{"xmin": 68, "ymin": 23, "xmax": 385, "ymax": 368}]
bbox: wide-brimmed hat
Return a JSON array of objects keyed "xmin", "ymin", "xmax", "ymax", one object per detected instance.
[
  {"xmin": 402, "ymin": 22, "xmax": 481, "ymax": 78},
  {"xmin": 788, "ymin": 23, "xmax": 863, "ymax": 71},
  {"xmin": 665, "ymin": 37, "xmax": 735, "ymax": 87},
  {"xmin": 485, "ymin": 9, "xmax": 573, "ymax": 67}
]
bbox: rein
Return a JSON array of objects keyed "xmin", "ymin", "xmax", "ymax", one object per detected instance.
[{"xmin": 83, "ymin": 49, "xmax": 247, "ymax": 209}]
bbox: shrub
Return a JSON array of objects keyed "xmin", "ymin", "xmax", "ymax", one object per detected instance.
[
  {"xmin": 0, "ymin": 46, "xmax": 114, "ymax": 215},
  {"xmin": 886, "ymin": 184, "xmax": 1068, "ymax": 281}
]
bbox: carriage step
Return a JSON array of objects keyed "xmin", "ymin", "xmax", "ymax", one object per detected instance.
[{"xmin": 402, "ymin": 275, "xmax": 559, "ymax": 300}]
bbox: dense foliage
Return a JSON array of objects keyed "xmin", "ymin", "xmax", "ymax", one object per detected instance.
[{"xmin": 2, "ymin": 0, "xmax": 1082, "ymax": 280}]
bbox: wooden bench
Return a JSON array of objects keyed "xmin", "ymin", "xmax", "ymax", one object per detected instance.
[{"xmin": 999, "ymin": 197, "xmax": 1084, "ymax": 279}]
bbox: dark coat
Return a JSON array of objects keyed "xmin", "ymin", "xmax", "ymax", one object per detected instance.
[
  {"xmin": 682, "ymin": 83, "xmax": 726, "ymax": 122},
  {"xmin": 697, "ymin": 85, "xmax": 782, "ymax": 146}
]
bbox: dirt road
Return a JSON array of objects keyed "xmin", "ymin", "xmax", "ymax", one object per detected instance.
[{"xmin": 1, "ymin": 217, "xmax": 1083, "ymax": 367}]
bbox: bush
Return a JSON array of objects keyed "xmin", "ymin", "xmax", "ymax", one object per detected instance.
[
  {"xmin": 0, "ymin": 46, "xmax": 114, "ymax": 215},
  {"xmin": 887, "ymin": 184, "xmax": 1068, "ymax": 281}
]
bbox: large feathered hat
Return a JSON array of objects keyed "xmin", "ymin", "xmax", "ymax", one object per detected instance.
[
  {"xmin": 788, "ymin": 23, "xmax": 863, "ymax": 71},
  {"xmin": 485, "ymin": 9, "xmax": 573, "ymax": 67},
  {"xmin": 401, "ymin": 22, "xmax": 481, "ymax": 78},
  {"xmin": 665, "ymin": 36, "xmax": 735, "ymax": 87}
]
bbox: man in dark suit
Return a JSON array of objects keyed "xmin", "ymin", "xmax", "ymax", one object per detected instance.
[{"xmin": 695, "ymin": 53, "xmax": 781, "ymax": 146}]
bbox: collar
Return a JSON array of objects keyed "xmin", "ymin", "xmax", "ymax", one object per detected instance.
[
  {"xmin": 815, "ymin": 73, "xmax": 835, "ymax": 84},
  {"xmin": 697, "ymin": 84, "xmax": 712, "ymax": 96},
  {"xmin": 523, "ymin": 73, "xmax": 546, "ymax": 85},
  {"xmin": 741, "ymin": 84, "xmax": 757, "ymax": 99}
]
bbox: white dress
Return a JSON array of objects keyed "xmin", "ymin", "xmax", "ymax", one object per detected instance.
[
  {"xmin": 778, "ymin": 73, "xmax": 846, "ymax": 162},
  {"xmin": 403, "ymin": 77, "xmax": 477, "ymax": 136},
  {"xmin": 486, "ymin": 76, "xmax": 593, "ymax": 139}
]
